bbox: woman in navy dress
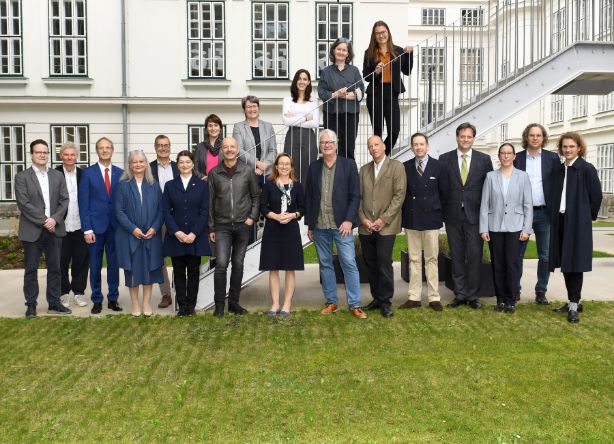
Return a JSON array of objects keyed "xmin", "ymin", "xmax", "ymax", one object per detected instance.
[
  {"xmin": 115, "ymin": 150, "xmax": 164, "ymax": 316},
  {"xmin": 259, "ymin": 153, "xmax": 305, "ymax": 316},
  {"xmin": 163, "ymin": 150, "xmax": 211, "ymax": 316}
]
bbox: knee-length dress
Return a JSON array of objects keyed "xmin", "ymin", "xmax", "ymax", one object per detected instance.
[{"xmin": 259, "ymin": 180, "xmax": 306, "ymax": 271}]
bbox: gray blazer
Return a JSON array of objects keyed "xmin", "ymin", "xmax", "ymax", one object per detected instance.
[
  {"xmin": 232, "ymin": 119, "xmax": 277, "ymax": 177},
  {"xmin": 479, "ymin": 168, "xmax": 533, "ymax": 234},
  {"xmin": 15, "ymin": 167, "xmax": 69, "ymax": 242}
]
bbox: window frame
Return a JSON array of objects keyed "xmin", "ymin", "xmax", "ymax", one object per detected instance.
[
  {"xmin": 48, "ymin": 0, "xmax": 88, "ymax": 77},
  {"xmin": 0, "ymin": 124, "xmax": 25, "ymax": 201},
  {"xmin": 315, "ymin": 1, "xmax": 353, "ymax": 78},
  {"xmin": 0, "ymin": 0, "xmax": 23, "ymax": 76},
  {"xmin": 421, "ymin": 8, "xmax": 445, "ymax": 26},
  {"xmin": 49, "ymin": 124, "xmax": 90, "ymax": 169},
  {"xmin": 596, "ymin": 143, "xmax": 614, "ymax": 194},
  {"xmin": 459, "ymin": 47, "xmax": 483, "ymax": 83},
  {"xmin": 460, "ymin": 8, "xmax": 483, "ymax": 27},
  {"xmin": 550, "ymin": 94, "xmax": 564, "ymax": 123},
  {"xmin": 251, "ymin": 1, "xmax": 289, "ymax": 80},
  {"xmin": 186, "ymin": 1, "xmax": 226, "ymax": 79},
  {"xmin": 419, "ymin": 101, "xmax": 444, "ymax": 128},
  {"xmin": 420, "ymin": 46, "xmax": 445, "ymax": 82}
]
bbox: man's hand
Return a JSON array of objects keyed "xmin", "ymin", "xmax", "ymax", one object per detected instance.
[
  {"xmin": 307, "ymin": 229, "xmax": 314, "ymax": 241},
  {"xmin": 338, "ymin": 221, "xmax": 353, "ymax": 237},
  {"xmin": 371, "ymin": 218, "xmax": 386, "ymax": 232},
  {"xmin": 84, "ymin": 232, "xmax": 96, "ymax": 244},
  {"xmin": 209, "ymin": 232, "xmax": 216, "ymax": 243},
  {"xmin": 244, "ymin": 218, "xmax": 254, "ymax": 226},
  {"xmin": 361, "ymin": 219, "xmax": 373, "ymax": 232},
  {"xmin": 43, "ymin": 218, "xmax": 57, "ymax": 232}
]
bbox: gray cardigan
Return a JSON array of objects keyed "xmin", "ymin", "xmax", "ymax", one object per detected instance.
[
  {"xmin": 232, "ymin": 119, "xmax": 277, "ymax": 177},
  {"xmin": 317, "ymin": 64, "xmax": 365, "ymax": 114}
]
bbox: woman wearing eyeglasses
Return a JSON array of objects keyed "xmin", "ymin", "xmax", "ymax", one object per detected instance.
[
  {"xmin": 317, "ymin": 38, "xmax": 364, "ymax": 160},
  {"xmin": 363, "ymin": 21, "xmax": 413, "ymax": 156},
  {"xmin": 479, "ymin": 143, "xmax": 533, "ymax": 314}
]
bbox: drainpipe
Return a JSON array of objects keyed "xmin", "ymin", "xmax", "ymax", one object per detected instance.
[{"xmin": 121, "ymin": 0, "xmax": 128, "ymax": 163}]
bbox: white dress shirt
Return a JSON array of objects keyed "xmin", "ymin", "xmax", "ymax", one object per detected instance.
[
  {"xmin": 282, "ymin": 97, "xmax": 320, "ymax": 129},
  {"xmin": 525, "ymin": 149, "xmax": 546, "ymax": 207},
  {"xmin": 157, "ymin": 160, "xmax": 174, "ymax": 192},
  {"xmin": 374, "ymin": 156, "xmax": 387, "ymax": 179},
  {"xmin": 32, "ymin": 165, "xmax": 51, "ymax": 218},
  {"xmin": 181, "ymin": 175, "xmax": 191, "ymax": 190},
  {"xmin": 63, "ymin": 167, "xmax": 81, "ymax": 232},
  {"xmin": 560, "ymin": 157, "xmax": 578, "ymax": 214}
]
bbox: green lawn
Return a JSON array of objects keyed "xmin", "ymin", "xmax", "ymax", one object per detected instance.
[
  {"xmin": 593, "ymin": 220, "xmax": 614, "ymax": 227},
  {"xmin": 1, "ymin": 305, "xmax": 613, "ymax": 442}
]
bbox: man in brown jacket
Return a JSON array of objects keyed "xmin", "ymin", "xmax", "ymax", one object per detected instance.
[{"xmin": 358, "ymin": 135, "xmax": 406, "ymax": 317}]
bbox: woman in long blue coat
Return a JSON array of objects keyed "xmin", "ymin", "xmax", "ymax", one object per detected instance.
[
  {"xmin": 163, "ymin": 150, "xmax": 211, "ymax": 316},
  {"xmin": 115, "ymin": 150, "xmax": 164, "ymax": 316}
]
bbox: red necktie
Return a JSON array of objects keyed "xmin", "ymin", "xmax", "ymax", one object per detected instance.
[{"xmin": 104, "ymin": 167, "xmax": 111, "ymax": 195}]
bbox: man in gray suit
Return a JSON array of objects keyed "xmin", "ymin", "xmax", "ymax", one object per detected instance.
[{"xmin": 15, "ymin": 139, "xmax": 71, "ymax": 318}]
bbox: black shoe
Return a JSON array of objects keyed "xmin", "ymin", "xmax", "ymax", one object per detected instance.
[
  {"xmin": 209, "ymin": 258, "xmax": 216, "ymax": 270},
  {"xmin": 25, "ymin": 305, "xmax": 37, "ymax": 318},
  {"xmin": 447, "ymin": 298, "xmax": 465, "ymax": 308},
  {"xmin": 187, "ymin": 307, "xmax": 196, "ymax": 316},
  {"xmin": 380, "ymin": 305, "xmax": 393, "ymax": 318},
  {"xmin": 91, "ymin": 303, "xmax": 102, "ymax": 314},
  {"xmin": 515, "ymin": 291, "xmax": 521, "ymax": 302},
  {"xmin": 535, "ymin": 292, "xmax": 549, "ymax": 305},
  {"xmin": 228, "ymin": 302, "xmax": 248, "ymax": 315},
  {"xmin": 504, "ymin": 304, "xmax": 516, "ymax": 314},
  {"xmin": 568, "ymin": 310, "xmax": 580, "ymax": 323},
  {"xmin": 176, "ymin": 310, "xmax": 188, "ymax": 317},
  {"xmin": 468, "ymin": 300, "xmax": 481, "ymax": 309},
  {"xmin": 213, "ymin": 304, "xmax": 224, "ymax": 318},
  {"xmin": 363, "ymin": 299, "xmax": 380, "ymax": 311},
  {"xmin": 494, "ymin": 302, "xmax": 505, "ymax": 312},
  {"xmin": 554, "ymin": 303, "xmax": 584, "ymax": 313},
  {"xmin": 48, "ymin": 305, "xmax": 72, "ymax": 315},
  {"xmin": 108, "ymin": 301, "xmax": 123, "ymax": 312}
]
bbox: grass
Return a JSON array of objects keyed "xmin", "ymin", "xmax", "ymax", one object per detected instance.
[
  {"xmin": 1, "ymin": 304, "xmax": 613, "ymax": 442},
  {"xmin": 593, "ymin": 221, "xmax": 614, "ymax": 227}
]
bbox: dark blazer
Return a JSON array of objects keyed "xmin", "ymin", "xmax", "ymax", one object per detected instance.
[
  {"xmin": 304, "ymin": 157, "xmax": 360, "ymax": 230},
  {"xmin": 549, "ymin": 157, "xmax": 603, "ymax": 273},
  {"xmin": 55, "ymin": 165, "xmax": 83, "ymax": 184},
  {"xmin": 362, "ymin": 45, "xmax": 413, "ymax": 96},
  {"xmin": 402, "ymin": 156, "xmax": 445, "ymax": 231},
  {"xmin": 15, "ymin": 167, "xmax": 69, "ymax": 242},
  {"xmin": 114, "ymin": 179, "xmax": 164, "ymax": 272},
  {"xmin": 79, "ymin": 164, "xmax": 124, "ymax": 234},
  {"xmin": 149, "ymin": 159, "xmax": 179, "ymax": 184},
  {"xmin": 513, "ymin": 148, "xmax": 560, "ymax": 212},
  {"xmin": 439, "ymin": 149, "xmax": 494, "ymax": 225},
  {"xmin": 162, "ymin": 175, "xmax": 211, "ymax": 257}
]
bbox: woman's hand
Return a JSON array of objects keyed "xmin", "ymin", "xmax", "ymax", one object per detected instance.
[
  {"xmin": 404, "ymin": 45, "xmax": 413, "ymax": 53},
  {"xmin": 481, "ymin": 232, "xmax": 490, "ymax": 242},
  {"xmin": 144, "ymin": 228, "xmax": 156, "ymax": 239},
  {"xmin": 374, "ymin": 62, "xmax": 385, "ymax": 75},
  {"xmin": 520, "ymin": 232, "xmax": 530, "ymax": 242},
  {"xmin": 175, "ymin": 231, "xmax": 188, "ymax": 243},
  {"xmin": 132, "ymin": 227, "xmax": 145, "ymax": 239}
]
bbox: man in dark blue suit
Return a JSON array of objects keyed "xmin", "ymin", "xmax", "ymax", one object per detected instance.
[
  {"xmin": 514, "ymin": 123, "xmax": 560, "ymax": 304},
  {"xmin": 150, "ymin": 134, "xmax": 179, "ymax": 309},
  {"xmin": 79, "ymin": 137, "xmax": 124, "ymax": 314},
  {"xmin": 400, "ymin": 132, "xmax": 446, "ymax": 311},
  {"xmin": 439, "ymin": 122, "xmax": 494, "ymax": 309}
]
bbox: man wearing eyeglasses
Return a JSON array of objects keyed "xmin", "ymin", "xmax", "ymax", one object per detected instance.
[
  {"xmin": 150, "ymin": 135, "xmax": 179, "ymax": 309},
  {"xmin": 15, "ymin": 139, "xmax": 70, "ymax": 318}
]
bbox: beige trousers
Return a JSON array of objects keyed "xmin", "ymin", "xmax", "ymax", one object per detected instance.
[{"xmin": 405, "ymin": 229, "xmax": 440, "ymax": 302}]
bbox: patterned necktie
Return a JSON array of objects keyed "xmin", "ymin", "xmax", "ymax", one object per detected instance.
[
  {"xmin": 104, "ymin": 167, "xmax": 111, "ymax": 195},
  {"xmin": 417, "ymin": 159, "xmax": 424, "ymax": 176},
  {"xmin": 460, "ymin": 154, "xmax": 468, "ymax": 185}
]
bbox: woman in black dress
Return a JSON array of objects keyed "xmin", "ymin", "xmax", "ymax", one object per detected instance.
[{"xmin": 259, "ymin": 153, "xmax": 305, "ymax": 316}]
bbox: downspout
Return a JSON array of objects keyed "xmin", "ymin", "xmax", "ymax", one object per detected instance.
[{"xmin": 121, "ymin": 0, "xmax": 128, "ymax": 163}]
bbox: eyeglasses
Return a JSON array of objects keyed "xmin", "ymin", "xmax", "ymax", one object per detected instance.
[
  {"xmin": 320, "ymin": 141, "xmax": 336, "ymax": 146},
  {"xmin": 375, "ymin": 31, "xmax": 388, "ymax": 37},
  {"xmin": 156, "ymin": 144, "xmax": 170, "ymax": 148},
  {"xmin": 499, "ymin": 152, "xmax": 515, "ymax": 157}
]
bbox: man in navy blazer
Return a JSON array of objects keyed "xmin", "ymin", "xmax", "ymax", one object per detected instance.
[
  {"xmin": 439, "ymin": 122, "xmax": 494, "ymax": 308},
  {"xmin": 79, "ymin": 137, "xmax": 124, "ymax": 314},
  {"xmin": 149, "ymin": 134, "xmax": 179, "ymax": 309},
  {"xmin": 400, "ymin": 132, "xmax": 446, "ymax": 311},
  {"xmin": 305, "ymin": 129, "xmax": 366, "ymax": 319},
  {"xmin": 513, "ymin": 123, "xmax": 560, "ymax": 305}
]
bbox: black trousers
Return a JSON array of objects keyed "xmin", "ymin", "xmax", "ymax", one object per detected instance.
[
  {"xmin": 213, "ymin": 223, "xmax": 251, "ymax": 306},
  {"xmin": 323, "ymin": 112, "xmax": 359, "ymax": 160},
  {"xmin": 366, "ymin": 83, "xmax": 401, "ymax": 156},
  {"xmin": 445, "ymin": 218, "xmax": 483, "ymax": 302},
  {"xmin": 171, "ymin": 255, "xmax": 201, "ymax": 313},
  {"xmin": 359, "ymin": 233, "xmax": 396, "ymax": 307},
  {"xmin": 60, "ymin": 229, "xmax": 89, "ymax": 295},
  {"xmin": 563, "ymin": 272, "xmax": 583, "ymax": 303},
  {"xmin": 23, "ymin": 230, "xmax": 62, "ymax": 307},
  {"xmin": 488, "ymin": 231, "xmax": 521, "ymax": 306}
]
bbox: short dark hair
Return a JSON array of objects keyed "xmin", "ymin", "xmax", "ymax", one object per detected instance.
[
  {"xmin": 154, "ymin": 134, "xmax": 170, "ymax": 146},
  {"xmin": 29, "ymin": 139, "xmax": 49, "ymax": 154},
  {"xmin": 498, "ymin": 142, "xmax": 516, "ymax": 155},
  {"xmin": 521, "ymin": 123, "xmax": 549, "ymax": 149},
  {"xmin": 456, "ymin": 122, "xmax": 477, "ymax": 137},
  {"xmin": 241, "ymin": 95, "xmax": 260, "ymax": 110},
  {"xmin": 411, "ymin": 132, "xmax": 429, "ymax": 145},
  {"xmin": 290, "ymin": 69, "xmax": 312, "ymax": 103},
  {"xmin": 329, "ymin": 38, "xmax": 354, "ymax": 64},
  {"xmin": 176, "ymin": 150, "xmax": 194, "ymax": 163},
  {"xmin": 557, "ymin": 132, "xmax": 587, "ymax": 157}
]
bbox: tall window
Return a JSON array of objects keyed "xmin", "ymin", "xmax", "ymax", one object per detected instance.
[
  {"xmin": 0, "ymin": 124, "xmax": 25, "ymax": 201},
  {"xmin": 187, "ymin": 1, "xmax": 225, "ymax": 78},
  {"xmin": 252, "ymin": 2, "xmax": 288, "ymax": 79},
  {"xmin": 597, "ymin": 143, "xmax": 613, "ymax": 193},
  {"xmin": 0, "ymin": 0, "xmax": 21, "ymax": 76},
  {"xmin": 188, "ymin": 124, "xmax": 226, "ymax": 152},
  {"xmin": 315, "ymin": 2, "xmax": 352, "ymax": 76},
  {"xmin": 572, "ymin": 95, "xmax": 587, "ymax": 118},
  {"xmin": 500, "ymin": 123, "xmax": 508, "ymax": 143},
  {"xmin": 552, "ymin": 8, "xmax": 567, "ymax": 52},
  {"xmin": 461, "ymin": 8, "xmax": 483, "ymax": 26},
  {"xmin": 599, "ymin": 0, "xmax": 613, "ymax": 39},
  {"xmin": 421, "ymin": 8, "xmax": 445, "ymax": 26},
  {"xmin": 420, "ymin": 47, "xmax": 445, "ymax": 82},
  {"xmin": 460, "ymin": 48, "xmax": 483, "ymax": 83},
  {"xmin": 551, "ymin": 94, "xmax": 564, "ymax": 123},
  {"xmin": 597, "ymin": 91, "xmax": 614, "ymax": 112},
  {"xmin": 420, "ymin": 101, "xmax": 444, "ymax": 127},
  {"xmin": 50, "ymin": 125, "xmax": 89, "ymax": 168},
  {"xmin": 49, "ymin": 0, "xmax": 87, "ymax": 76}
]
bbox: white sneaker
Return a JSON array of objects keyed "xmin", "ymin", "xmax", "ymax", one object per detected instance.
[
  {"xmin": 73, "ymin": 294, "xmax": 88, "ymax": 307},
  {"xmin": 60, "ymin": 294, "xmax": 70, "ymax": 308}
]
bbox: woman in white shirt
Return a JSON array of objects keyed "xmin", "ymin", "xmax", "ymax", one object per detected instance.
[{"xmin": 283, "ymin": 69, "xmax": 319, "ymax": 183}]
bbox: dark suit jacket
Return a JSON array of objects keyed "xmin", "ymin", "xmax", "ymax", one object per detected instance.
[
  {"xmin": 55, "ymin": 165, "xmax": 83, "ymax": 184},
  {"xmin": 78, "ymin": 164, "xmax": 124, "ymax": 234},
  {"xmin": 362, "ymin": 45, "xmax": 413, "ymax": 96},
  {"xmin": 304, "ymin": 157, "xmax": 360, "ymax": 230},
  {"xmin": 15, "ymin": 167, "xmax": 69, "ymax": 242},
  {"xmin": 149, "ymin": 159, "xmax": 179, "ymax": 184},
  {"xmin": 402, "ymin": 156, "xmax": 445, "ymax": 230},
  {"xmin": 513, "ymin": 148, "xmax": 560, "ymax": 212},
  {"xmin": 439, "ymin": 148, "xmax": 494, "ymax": 225}
]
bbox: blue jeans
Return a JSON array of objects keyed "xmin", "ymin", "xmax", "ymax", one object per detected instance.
[
  {"xmin": 313, "ymin": 228, "xmax": 361, "ymax": 308},
  {"xmin": 518, "ymin": 207, "xmax": 551, "ymax": 293}
]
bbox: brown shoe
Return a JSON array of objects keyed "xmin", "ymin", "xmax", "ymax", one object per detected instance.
[
  {"xmin": 158, "ymin": 294, "xmax": 172, "ymax": 309},
  {"xmin": 429, "ymin": 301, "xmax": 444, "ymax": 312},
  {"xmin": 320, "ymin": 303, "xmax": 338, "ymax": 314},
  {"xmin": 351, "ymin": 307, "xmax": 368, "ymax": 319},
  {"xmin": 399, "ymin": 300, "xmax": 421, "ymax": 309}
]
